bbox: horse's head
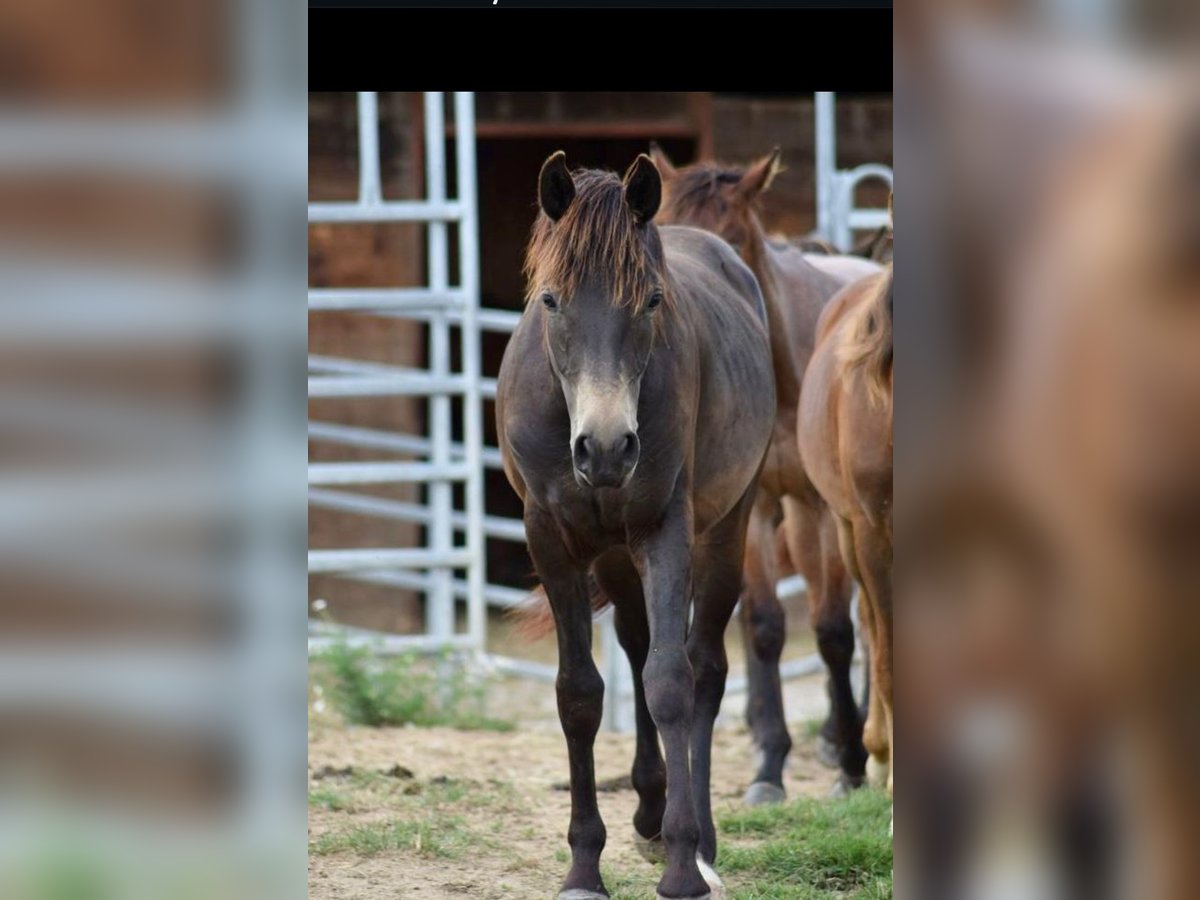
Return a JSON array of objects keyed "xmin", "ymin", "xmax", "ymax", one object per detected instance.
[
  {"xmin": 524, "ymin": 151, "xmax": 669, "ymax": 490},
  {"xmin": 652, "ymin": 144, "xmax": 782, "ymax": 256}
]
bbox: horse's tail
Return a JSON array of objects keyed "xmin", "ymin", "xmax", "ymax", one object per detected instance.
[
  {"xmin": 838, "ymin": 267, "xmax": 893, "ymax": 409},
  {"xmin": 508, "ymin": 577, "xmax": 611, "ymax": 641}
]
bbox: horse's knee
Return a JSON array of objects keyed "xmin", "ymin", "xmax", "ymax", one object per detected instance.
[
  {"xmin": 814, "ymin": 615, "xmax": 855, "ymax": 667},
  {"xmin": 556, "ymin": 664, "xmax": 604, "ymax": 740},
  {"xmin": 689, "ymin": 649, "xmax": 729, "ymax": 709},
  {"xmin": 746, "ymin": 596, "xmax": 786, "ymax": 661},
  {"xmin": 643, "ymin": 650, "xmax": 693, "ymax": 729}
]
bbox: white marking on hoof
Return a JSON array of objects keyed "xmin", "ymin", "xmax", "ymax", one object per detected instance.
[
  {"xmin": 634, "ymin": 831, "xmax": 666, "ymax": 864},
  {"xmin": 696, "ymin": 854, "xmax": 726, "ymax": 899},
  {"xmin": 743, "ymin": 781, "xmax": 786, "ymax": 807},
  {"xmin": 558, "ymin": 891, "xmax": 608, "ymax": 900}
]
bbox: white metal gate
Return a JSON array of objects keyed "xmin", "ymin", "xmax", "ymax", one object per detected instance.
[
  {"xmin": 308, "ymin": 91, "xmax": 488, "ymax": 656},
  {"xmin": 307, "ymin": 92, "xmax": 567, "ymax": 694}
]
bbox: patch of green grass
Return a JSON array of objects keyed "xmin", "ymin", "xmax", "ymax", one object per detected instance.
[
  {"xmin": 310, "ymin": 815, "xmax": 472, "ymax": 859},
  {"xmin": 600, "ymin": 863, "xmax": 658, "ymax": 900},
  {"xmin": 719, "ymin": 789, "xmax": 892, "ymax": 899},
  {"xmin": 311, "ymin": 638, "xmax": 514, "ymax": 731},
  {"xmin": 308, "ymin": 788, "xmax": 350, "ymax": 811}
]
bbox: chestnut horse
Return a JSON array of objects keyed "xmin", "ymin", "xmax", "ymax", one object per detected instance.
[
  {"xmin": 797, "ymin": 268, "xmax": 894, "ymax": 803},
  {"xmin": 498, "ymin": 152, "xmax": 775, "ymax": 900},
  {"xmin": 653, "ymin": 144, "xmax": 879, "ymax": 798}
]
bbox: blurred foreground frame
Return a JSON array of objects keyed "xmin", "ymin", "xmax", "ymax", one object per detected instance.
[
  {"xmin": 898, "ymin": 9, "xmax": 1200, "ymax": 900},
  {"xmin": 0, "ymin": 2, "xmax": 307, "ymax": 899}
]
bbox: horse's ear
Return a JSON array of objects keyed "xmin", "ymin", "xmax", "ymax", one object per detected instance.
[
  {"xmin": 623, "ymin": 154, "xmax": 662, "ymax": 224},
  {"xmin": 737, "ymin": 147, "xmax": 783, "ymax": 198},
  {"xmin": 648, "ymin": 142, "xmax": 677, "ymax": 180},
  {"xmin": 538, "ymin": 151, "xmax": 575, "ymax": 222}
]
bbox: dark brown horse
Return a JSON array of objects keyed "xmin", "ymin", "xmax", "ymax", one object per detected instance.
[
  {"xmin": 497, "ymin": 152, "xmax": 775, "ymax": 900},
  {"xmin": 652, "ymin": 144, "xmax": 878, "ymax": 799},
  {"xmin": 797, "ymin": 268, "xmax": 894, "ymax": 807}
]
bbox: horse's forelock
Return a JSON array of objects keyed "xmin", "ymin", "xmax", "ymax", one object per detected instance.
[{"xmin": 523, "ymin": 168, "xmax": 667, "ymax": 314}]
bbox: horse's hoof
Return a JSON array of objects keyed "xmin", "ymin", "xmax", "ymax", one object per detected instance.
[
  {"xmin": 827, "ymin": 772, "xmax": 866, "ymax": 798},
  {"xmin": 654, "ymin": 854, "xmax": 725, "ymax": 900},
  {"xmin": 816, "ymin": 735, "xmax": 841, "ymax": 769},
  {"xmin": 743, "ymin": 781, "xmax": 786, "ymax": 807},
  {"xmin": 559, "ymin": 891, "xmax": 608, "ymax": 900},
  {"xmin": 634, "ymin": 832, "xmax": 666, "ymax": 864}
]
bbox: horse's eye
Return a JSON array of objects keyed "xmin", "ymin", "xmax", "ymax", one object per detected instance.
[
  {"xmin": 647, "ymin": 290, "xmax": 664, "ymax": 311},
  {"xmin": 541, "ymin": 292, "xmax": 558, "ymax": 312}
]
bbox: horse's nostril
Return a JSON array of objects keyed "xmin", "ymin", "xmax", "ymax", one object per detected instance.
[
  {"xmin": 622, "ymin": 432, "xmax": 639, "ymax": 459},
  {"xmin": 573, "ymin": 434, "xmax": 593, "ymax": 470}
]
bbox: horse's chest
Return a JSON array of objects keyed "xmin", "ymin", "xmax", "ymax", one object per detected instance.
[{"xmin": 542, "ymin": 483, "xmax": 628, "ymax": 562}]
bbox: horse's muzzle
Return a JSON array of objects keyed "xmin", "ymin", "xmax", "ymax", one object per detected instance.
[{"xmin": 572, "ymin": 431, "xmax": 639, "ymax": 489}]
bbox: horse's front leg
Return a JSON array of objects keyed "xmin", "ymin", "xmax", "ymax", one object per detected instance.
[
  {"xmin": 526, "ymin": 506, "xmax": 607, "ymax": 899},
  {"xmin": 632, "ymin": 492, "xmax": 712, "ymax": 900}
]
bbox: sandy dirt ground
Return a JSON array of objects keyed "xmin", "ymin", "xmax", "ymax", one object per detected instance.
[{"xmin": 309, "ymin": 666, "xmax": 851, "ymax": 900}]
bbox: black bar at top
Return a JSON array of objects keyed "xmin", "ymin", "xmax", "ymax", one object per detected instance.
[{"xmin": 311, "ymin": 0, "xmax": 890, "ymax": 8}]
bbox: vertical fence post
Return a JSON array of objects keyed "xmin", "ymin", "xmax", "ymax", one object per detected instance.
[
  {"xmin": 815, "ymin": 91, "xmax": 836, "ymax": 246},
  {"xmin": 454, "ymin": 92, "xmax": 487, "ymax": 652},
  {"xmin": 423, "ymin": 92, "xmax": 454, "ymax": 645},
  {"xmin": 357, "ymin": 92, "xmax": 382, "ymax": 206}
]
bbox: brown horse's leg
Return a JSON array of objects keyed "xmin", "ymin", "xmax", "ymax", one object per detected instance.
[
  {"xmin": 525, "ymin": 507, "xmax": 608, "ymax": 899},
  {"xmin": 594, "ymin": 553, "xmax": 666, "ymax": 848},
  {"xmin": 690, "ymin": 486, "xmax": 757, "ymax": 868},
  {"xmin": 778, "ymin": 500, "xmax": 837, "ymax": 762},
  {"xmin": 739, "ymin": 499, "xmax": 792, "ymax": 804},
  {"xmin": 777, "ymin": 494, "xmax": 864, "ymax": 787},
  {"xmin": 814, "ymin": 505, "xmax": 868, "ymax": 790},
  {"xmin": 838, "ymin": 517, "xmax": 888, "ymax": 788},
  {"xmin": 781, "ymin": 497, "xmax": 867, "ymax": 790},
  {"xmin": 633, "ymin": 492, "xmax": 711, "ymax": 900},
  {"xmin": 853, "ymin": 521, "xmax": 893, "ymax": 797}
]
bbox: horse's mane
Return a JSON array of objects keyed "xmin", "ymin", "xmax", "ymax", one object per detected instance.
[
  {"xmin": 838, "ymin": 267, "xmax": 893, "ymax": 408},
  {"xmin": 659, "ymin": 162, "xmax": 744, "ymax": 223},
  {"xmin": 523, "ymin": 168, "xmax": 667, "ymax": 313}
]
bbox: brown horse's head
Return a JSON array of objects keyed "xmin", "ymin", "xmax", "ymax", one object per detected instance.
[
  {"xmin": 652, "ymin": 143, "xmax": 782, "ymax": 256},
  {"xmin": 523, "ymin": 151, "xmax": 669, "ymax": 490}
]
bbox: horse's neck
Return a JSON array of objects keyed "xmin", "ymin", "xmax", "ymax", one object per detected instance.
[{"xmin": 743, "ymin": 235, "xmax": 801, "ymax": 412}]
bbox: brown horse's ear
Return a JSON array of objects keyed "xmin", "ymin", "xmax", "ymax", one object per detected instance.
[
  {"xmin": 737, "ymin": 147, "xmax": 783, "ymax": 198},
  {"xmin": 648, "ymin": 142, "xmax": 677, "ymax": 180},
  {"xmin": 623, "ymin": 154, "xmax": 662, "ymax": 224},
  {"xmin": 538, "ymin": 151, "xmax": 575, "ymax": 221}
]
